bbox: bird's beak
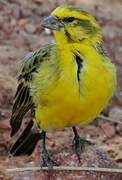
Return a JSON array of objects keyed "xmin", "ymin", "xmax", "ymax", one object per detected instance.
[{"xmin": 41, "ymin": 15, "xmax": 64, "ymax": 31}]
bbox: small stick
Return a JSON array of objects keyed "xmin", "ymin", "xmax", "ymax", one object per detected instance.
[
  {"xmin": 5, "ymin": 166, "xmax": 122, "ymax": 173},
  {"xmin": 98, "ymin": 115, "xmax": 122, "ymax": 125}
]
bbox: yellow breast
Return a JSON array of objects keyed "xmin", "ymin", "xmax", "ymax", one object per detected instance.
[{"xmin": 31, "ymin": 44, "xmax": 116, "ymax": 131}]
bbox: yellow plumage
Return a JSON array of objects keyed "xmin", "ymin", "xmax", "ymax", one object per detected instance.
[
  {"xmin": 32, "ymin": 42, "xmax": 116, "ymax": 131},
  {"xmin": 10, "ymin": 6, "xmax": 116, "ymax": 164}
]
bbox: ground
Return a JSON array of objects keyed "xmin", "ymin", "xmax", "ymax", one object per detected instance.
[{"xmin": 0, "ymin": 0, "xmax": 122, "ymax": 179}]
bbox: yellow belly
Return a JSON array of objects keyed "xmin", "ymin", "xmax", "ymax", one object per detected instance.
[
  {"xmin": 34, "ymin": 67, "xmax": 115, "ymax": 131},
  {"xmin": 35, "ymin": 86, "xmax": 114, "ymax": 131},
  {"xmin": 32, "ymin": 45, "xmax": 116, "ymax": 131}
]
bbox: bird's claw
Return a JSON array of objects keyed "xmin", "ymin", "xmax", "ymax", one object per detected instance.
[
  {"xmin": 41, "ymin": 149, "xmax": 58, "ymax": 169},
  {"xmin": 73, "ymin": 136, "xmax": 93, "ymax": 162}
]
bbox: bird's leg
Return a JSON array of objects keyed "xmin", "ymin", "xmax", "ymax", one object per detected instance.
[
  {"xmin": 40, "ymin": 131, "xmax": 58, "ymax": 168},
  {"xmin": 72, "ymin": 127, "xmax": 92, "ymax": 162}
]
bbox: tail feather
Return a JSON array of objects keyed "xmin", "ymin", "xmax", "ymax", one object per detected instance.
[{"xmin": 10, "ymin": 120, "xmax": 42, "ymax": 156}]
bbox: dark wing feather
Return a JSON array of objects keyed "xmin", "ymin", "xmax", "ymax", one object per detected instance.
[
  {"xmin": 10, "ymin": 52, "xmax": 36, "ymax": 136},
  {"xmin": 10, "ymin": 45, "xmax": 53, "ymax": 155},
  {"xmin": 10, "ymin": 82, "xmax": 33, "ymax": 136},
  {"xmin": 10, "ymin": 119, "xmax": 42, "ymax": 155}
]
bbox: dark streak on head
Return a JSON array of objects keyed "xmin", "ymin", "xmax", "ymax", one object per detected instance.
[
  {"xmin": 79, "ymin": 20, "xmax": 96, "ymax": 34},
  {"xmin": 66, "ymin": 6, "xmax": 89, "ymax": 16},
  {"xmin": 64, "ymin": 28, "xmax": 73, "ymax": 42}
]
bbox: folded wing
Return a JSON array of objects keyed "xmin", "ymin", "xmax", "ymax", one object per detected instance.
[{"xmin": 10, "ymin": 45, "xmax": 53, "ymax": 155}]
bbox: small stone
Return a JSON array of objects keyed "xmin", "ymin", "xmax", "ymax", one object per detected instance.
[
  {"xmin": 25, "ymin": 23, "xmax": 36, "ymax": 33},
  {"xmin": 110, "ymin": 107, "xmax": 122, "ymax": 122},
  {"xmin": 0, "ymin": 16, "xmax": 4, "ymax": 28},
  {"xmin": 33, "ymin": 0, "xmax": 43, "ymax": 4},
  {"xmin": 3, "ymin": 23, "xmax": 13, "ymax": 36},
  {"xmin": 13, "ymin": 8, "xmax": 22, "ymax": 20},
  {"xmin": 21, "ymin": 8, "xmax": 32, "ymax": 17},
  {"xmin": 100, "ymin": 122, "xmax": 116, "ymax": 138},
  {"xmin": 17, "ymin": 18, "xmax": 28, "ymax": 29},
  {"xmin": 116, "ymin": 124, "xmax": 122, "ymax": 136},
  {"xmin": 10, "ymin": 18, "xmax": 16, "ymax": 27},
  {"xmin": 115, "ymin": 91, "xmax": 122, "ymax": 106}
]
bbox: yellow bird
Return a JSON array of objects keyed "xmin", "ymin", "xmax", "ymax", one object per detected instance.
[{"xmin": 10, "ymin": 6, "xmax": 116, "ymax": 167}]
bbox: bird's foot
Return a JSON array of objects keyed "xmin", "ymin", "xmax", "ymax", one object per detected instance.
[
  {"xmin": 41, "ymin": 149, "xmax": 58, "ymax": 169},
  {"xmin": 73, "ymin": 136, "xmax": 93, "ymax": 162}
]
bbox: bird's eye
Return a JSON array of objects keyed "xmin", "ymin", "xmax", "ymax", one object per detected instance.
[{"xmin": 64, "ymin": 17, "xmax": 75, "ymax": 23}]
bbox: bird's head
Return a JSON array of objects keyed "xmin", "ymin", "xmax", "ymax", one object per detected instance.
[{"xmin": 41, "ymin": 6, "xmax": 102, "ymax": 45}]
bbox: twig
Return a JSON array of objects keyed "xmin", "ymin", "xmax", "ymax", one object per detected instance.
[
  {"xmin": 98, "ymin": 115, "xmax": 122, "ymax": 125},
  {"xmin": 5, "ymin": 166, "xmax": 122, "ymax": 173}
]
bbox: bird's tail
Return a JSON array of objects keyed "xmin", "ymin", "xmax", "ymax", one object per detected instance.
[{"xmin": 9, "ymin": 120, "xmax": 42, "ymax": 156}]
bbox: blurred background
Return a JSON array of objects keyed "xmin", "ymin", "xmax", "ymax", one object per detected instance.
[{"xmin": 0, "ymin": 0, "xmax": 122, "ymax": 175}]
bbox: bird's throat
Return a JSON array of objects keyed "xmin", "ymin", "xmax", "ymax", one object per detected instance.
[{"xmin": 54, "ymin": 31, "xmax": 69, "ymax": 44}]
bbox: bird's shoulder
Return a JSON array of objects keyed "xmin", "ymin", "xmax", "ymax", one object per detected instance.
[{"xmin": 18, "ymin": 43, "xmax": 55, "ymax": 82}]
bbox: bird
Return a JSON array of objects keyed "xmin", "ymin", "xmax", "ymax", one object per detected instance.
[{"xmin": 10, "ymin": 5, "xmax": 116, "ymax": 167}]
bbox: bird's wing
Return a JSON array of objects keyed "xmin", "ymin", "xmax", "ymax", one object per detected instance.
[{"xmin": 10, "ymin": 44, "xmax": 53, "ymax": 137}]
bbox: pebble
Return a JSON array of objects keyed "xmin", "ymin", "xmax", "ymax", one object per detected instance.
[
  {"xmin": 110, "ymin": 107, "xmax": 122, "ymax": 122},
  {"xmin": 25, "ymin": 23, "xmax": 36, "ymax": 33}
]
